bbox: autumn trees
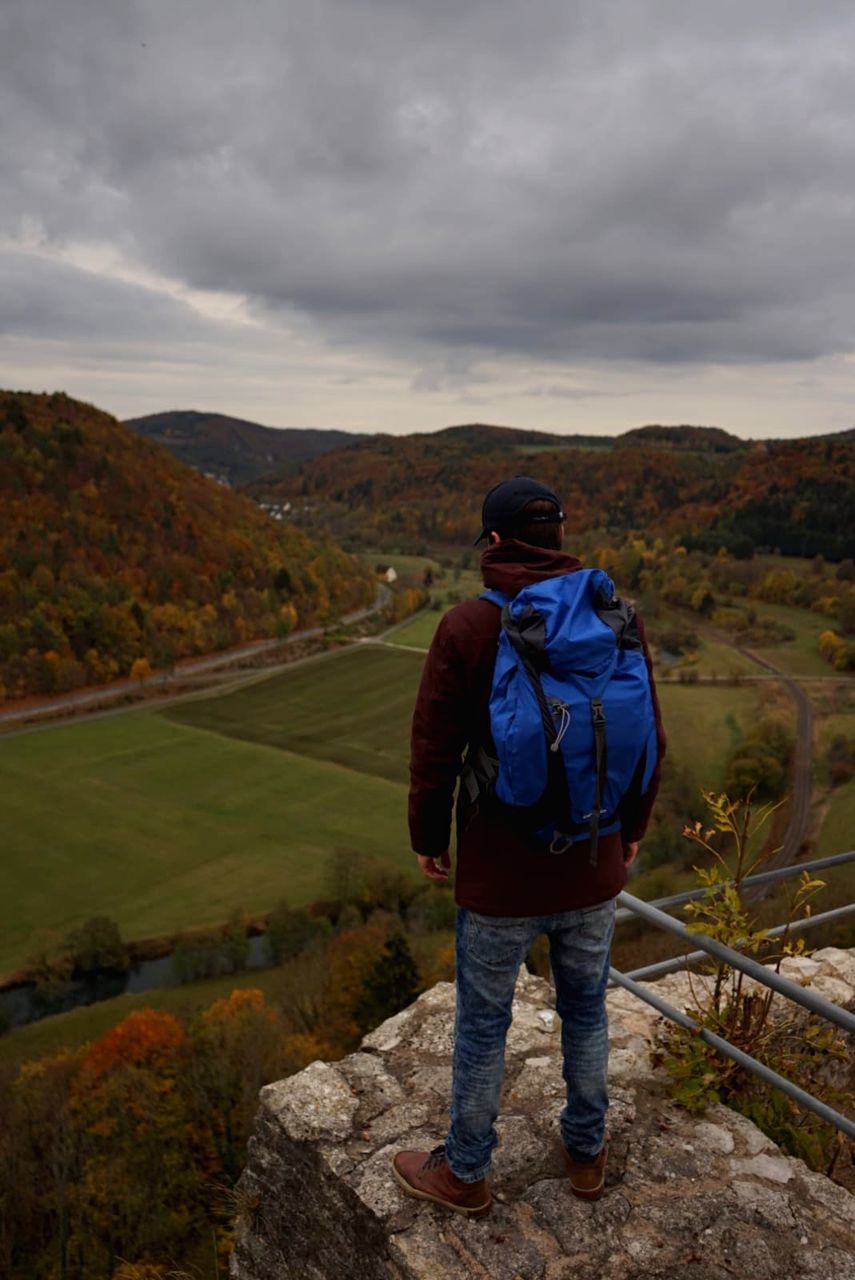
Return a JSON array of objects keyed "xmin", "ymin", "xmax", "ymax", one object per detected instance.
[
  {"xmin": 247, "ymin": 420, "xmax": 854, "ymax": 562},
  {"xmin": 0, "ymin": 875, "xmax": 445, "ymax": 1278},
  {"xmin": 2, "ymin": 1004, "xmax": 253, "ymax": 1278},
  {"xmin": 0, "ymin": 392, "xmax": 375, "ymax": 702}
]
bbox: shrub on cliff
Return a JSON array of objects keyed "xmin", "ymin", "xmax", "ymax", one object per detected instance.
[{"xmin": 661, "ymin": 792, "xmax": 852, "ymax": 1177}]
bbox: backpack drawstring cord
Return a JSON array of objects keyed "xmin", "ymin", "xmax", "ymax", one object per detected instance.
[{"xmin": 549, "ymin": 701, "xmax": 571, "ymax": 753}]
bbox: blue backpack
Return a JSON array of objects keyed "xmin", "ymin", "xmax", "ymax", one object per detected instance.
[{"xmin": 469, "ymin": 568, "xmax": 657, "ymax": 863}]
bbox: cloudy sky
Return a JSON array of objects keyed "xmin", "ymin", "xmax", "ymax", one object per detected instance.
[{"xmin": 2, "ymin": 0, "xmax": 855, "ymax": 438}]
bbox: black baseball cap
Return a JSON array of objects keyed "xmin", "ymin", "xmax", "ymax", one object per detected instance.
[{"xmin": 475, "ymin": 476, "xmax": 565, "ymax": 545}]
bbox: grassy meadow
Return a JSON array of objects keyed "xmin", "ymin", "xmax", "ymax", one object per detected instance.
[
  {"xmin": 389, "ymin": 568, "xmax": 483, "ymax": 649},
  {"xmin": 165, "ymin": 645, "xmax": 421, "ymax": 784},
  {"xmin": 1, "ymin": 630, "xmax": 780, "ymax": 980},
  {"xmin": 384, "ymin": 610, "xmax": 435, "ymax": 649},
  {"xmin": 656, "ymin": 683, "xmax": 765, "ymax": 788},
  {"xmin": 749, "ymin": 601, "xmax": 839, "ymax": 677},
  {"xmin": 362, "ymin": 550, "xmax": 443, "ymax": 580},
  {"xmin": 0, "ymin": 690, "xmax": 416, "ymax": 978},
  {"xmin": 816, "ymin": 778, "xmax": 855, "ymax": 860}
]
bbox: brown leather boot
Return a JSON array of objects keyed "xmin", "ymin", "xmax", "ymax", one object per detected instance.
[
  {"xmin": 392, "ymin": 1145, "xmax": 491, "ymax": 1217},
  {"xmin": 562, "ymin": 1140, "xmax": 608, "ymax": 1201}
]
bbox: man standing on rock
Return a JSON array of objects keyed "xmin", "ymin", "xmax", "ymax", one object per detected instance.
[{"xmin": 393, "ymin": 477, "xmax": 666, "ymax": 1216}]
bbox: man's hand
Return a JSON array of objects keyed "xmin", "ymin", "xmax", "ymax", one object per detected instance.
[
  {"xmin": 417, "ymin": 850, "xmax": 451, "ymax": 882},
  {"xmin": 623, "ymin": 841, "xmax": 639, "ymax": 868}
]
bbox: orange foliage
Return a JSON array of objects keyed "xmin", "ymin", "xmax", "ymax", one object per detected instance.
[
  {"xmin": 320, "ymin": 924, "xmax": 392, "ymax": 1051},
  {"xmin": 199, "ymin": 985, "xmax": 273, "ymax": 1025},
  {"xmin": 251, "ymin": 423, "xmax": 853, "ymax": 561},
  {"xmin": 83, "ymin": 1008, "xmax": 187, "ymax": 1079},
  {"xmin": 0, "ymin": 391, "xmax": 375, "ymax": 699}
]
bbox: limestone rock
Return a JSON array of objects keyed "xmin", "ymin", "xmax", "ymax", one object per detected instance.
[
  {"xmin": 231, "ymin": 949, "xmax": 855, "ymax": 1280},
  {"xmin": 260, "ymin": 1061, "xmax": 358, "ymax": 1142}
]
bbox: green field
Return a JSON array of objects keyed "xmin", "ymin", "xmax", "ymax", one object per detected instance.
[
  {"xmin": 656, "ymin": 682, "xmax": 766, "ymax": 789},
  {"xmin": 386, "ymin": 611, "xmax": 436, "ymax": 650},
  {"xmin": 0, "ymin": 692, "xmax": 416, "ymax": 977},
  {"xmin": 748, "ymin": 601, "xmax": 838, "ymax": 677},
  {"xmin": 655, "ymin": 630, "xmax": 760, "ymax": 680},
  {"xmin": 813, "ymin": 777, "xmax": 855, "ymax": 925},
  {"xmin": 512, "ymin": 442, "xmax": 614, "ymax": 455},
  {"xmin": 815, "ymin": 778, "xmax": 855, "ymax": 860},
  {"xmin": 0, "ymin": 634, "xmax": 776, "ymax": 981},
  {"xmin": 361, "ymin": 551, "xmax": 442, "ymax": 581},
  {"xmin": 636, "ymin": 594, "xmax": 842, "ymax": 681},
  {"xmin": 687, "ymin": 636, "xmax": 760, "ymax": 678},
  {"xmin": 752, "ymin": 553, "xmax": 818, "ymax": 574},
  {"xmin": 166, "ymin": 646, "xmax": 421, "ymax": 784},
  {"xmin": 172, "ymin": 648, "xmax": 765, "ymax": 799},
  {"xmin": 382, "ymin": 568, "xmax": 483, "ymax": 650},
  {"xmin": 812, "ymin": 707, "xmax": 855, "ymax": 789}
]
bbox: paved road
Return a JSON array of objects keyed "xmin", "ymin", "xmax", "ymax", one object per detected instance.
[{"xmin": 0, "ymin": 587, "xmax": 390, "ymax": 730}]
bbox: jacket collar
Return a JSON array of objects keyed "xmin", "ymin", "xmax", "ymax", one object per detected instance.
[{"xmin": 480, "ymin": 539, "xmax": 583, "ymax": 596}]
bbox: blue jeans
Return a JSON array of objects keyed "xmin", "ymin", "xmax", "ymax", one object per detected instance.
[{"xmin": 445, "ymin": 899, "xmax": 615, "ymax": 1182}]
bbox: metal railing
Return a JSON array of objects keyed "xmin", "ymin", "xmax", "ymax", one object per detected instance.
[
  {"xmin": 610, "ymin": 849, "xmax": 855, "ymax": 1141},
  {"xmin": 614, "ymin": 849, "xmax": 855, "ymax": 925},
  {"xmin": 624, "ymin": 902, "xmax": 855, "ymax": 983}
]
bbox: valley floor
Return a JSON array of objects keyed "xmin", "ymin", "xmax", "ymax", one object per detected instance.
[{"xmin": 0, "ymin": 567, "xmax": 851, "ymax": 1052}]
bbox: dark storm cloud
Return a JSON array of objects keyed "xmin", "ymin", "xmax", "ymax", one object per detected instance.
[
  {"xmin": 3, "ymin": 0, "xmax": 855, "ymax": 368},
  {"xmin": 0, "ymin": 252, "xmax": 219, "ymax": 344}
]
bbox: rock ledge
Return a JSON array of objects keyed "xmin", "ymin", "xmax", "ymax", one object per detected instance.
[{"xmin": 231, "ymin": 948, "xmax": 855, "ymax": 1280}]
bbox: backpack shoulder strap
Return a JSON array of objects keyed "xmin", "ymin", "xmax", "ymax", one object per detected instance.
[{"xmin": 480, "ymin": 589, "xmax": 510, "ymax": 608}]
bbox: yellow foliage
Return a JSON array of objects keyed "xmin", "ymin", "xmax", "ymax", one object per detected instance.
[
  {"xmin": 129, "ymin": 656, "xmax": 153, "ymax": 684},
  {"xmin": 281, "ymin": 1032, "xmax": 334, "ymax": 1071},
  {"xmin": 818, "ymin": 629, "xmax": 845, "ymax": 664},
  {"xmin": 758, "ymin": 568, "xmax": 799, "ymax": 604}
]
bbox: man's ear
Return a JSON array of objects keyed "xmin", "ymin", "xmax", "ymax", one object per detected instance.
[{"xmin": 489, "ymin": 531, "xmax": 502, "ymax": 545}]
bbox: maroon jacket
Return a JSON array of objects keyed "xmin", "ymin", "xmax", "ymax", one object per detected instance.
[{"xmin": 408, "ymin": 540, "xmax": 666, "ymax": 916}]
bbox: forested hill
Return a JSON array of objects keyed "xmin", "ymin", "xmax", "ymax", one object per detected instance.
[
  {"xmin": 124, "ymin": 409, "xmax": 367, "ymax": 484},
  {"xmin": 247, "ymin": 423, "xmax": 854, "ymax": 559},
  {"xmin": 0, "ymin": 392, "xmax": 375, "ymax": 701}
]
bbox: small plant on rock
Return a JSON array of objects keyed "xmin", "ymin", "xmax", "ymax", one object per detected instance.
[{"xmin": 659, "ymin": 790, "xmax": 852, "ymax": 1179}]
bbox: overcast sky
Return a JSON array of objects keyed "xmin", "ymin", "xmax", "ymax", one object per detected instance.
[{"xmin": 2, "ymin": 0, "xmax": 855, "ymax": 438}]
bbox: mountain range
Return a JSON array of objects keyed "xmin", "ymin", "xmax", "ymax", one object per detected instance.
[
  {"xmin": 124, "ymin": 410, "xmax": 367, "ymax": 485},
  {"xmin": 123, "ymin": 411, "xmax": 854, "ymax": 560}
]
